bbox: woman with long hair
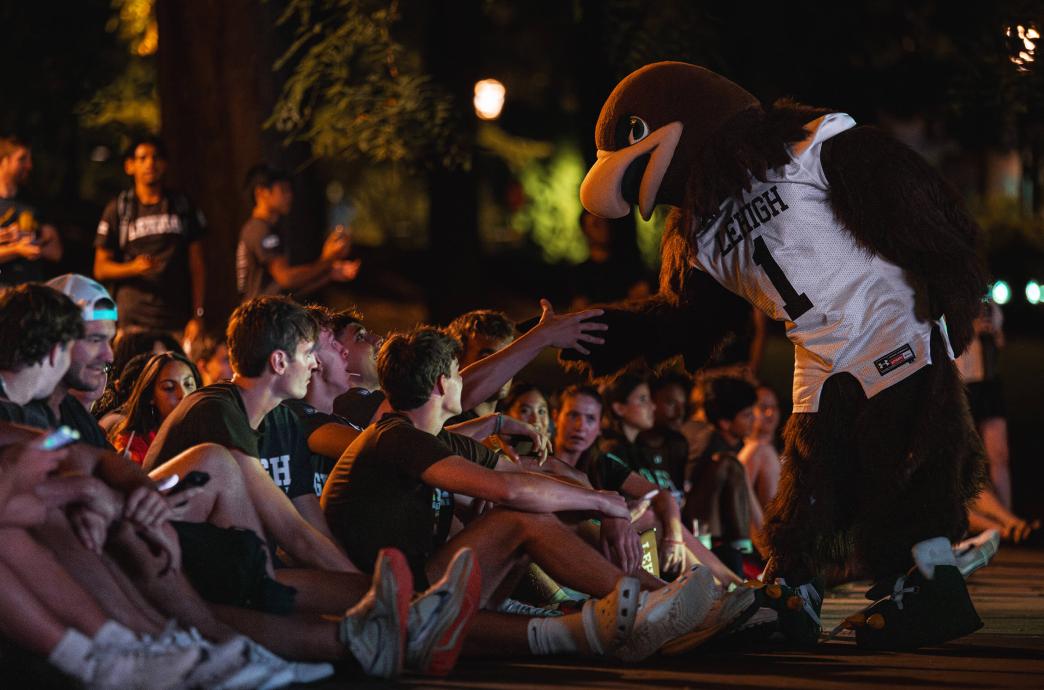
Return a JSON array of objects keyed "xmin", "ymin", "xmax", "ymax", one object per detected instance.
[{"xmin": 109, "ymin": 351, "xmax": 201, "ymax": 463}]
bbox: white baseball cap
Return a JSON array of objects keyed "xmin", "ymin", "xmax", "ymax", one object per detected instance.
[{"xmin": 45, "ymin": 274, "xmax": 118, "ymax": 322}]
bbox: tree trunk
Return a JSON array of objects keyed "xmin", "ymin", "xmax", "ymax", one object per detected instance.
[
  {"xmin": 424, "ymin": 0, "xmax": 482, "ymax": 325},
  {"xmin": 155, "ymin": 0, "xmax": 321, "ymax": 326}
]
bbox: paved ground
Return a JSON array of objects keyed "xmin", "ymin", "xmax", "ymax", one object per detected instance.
[{"xmin": 346, "ymin": 545, "xmax": 1044, "ymax": 689}]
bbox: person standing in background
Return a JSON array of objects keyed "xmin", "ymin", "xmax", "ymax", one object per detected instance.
[
  {"xmin": 0, "ymin": 135, "xmax": 62, "ymax": 285},
  {"xmin": 93, "ymin": 135, "xmax": 206, "ymax": 341}
]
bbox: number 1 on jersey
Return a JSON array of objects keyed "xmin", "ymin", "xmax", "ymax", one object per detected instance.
[{"xmin": 752, "ymin": 236, "xmax": 813, "ymax": 320}]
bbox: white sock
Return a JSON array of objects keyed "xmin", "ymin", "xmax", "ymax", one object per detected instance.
[
  {"xmin": 48, "ymin": 629, "xmax": 94, "ymax": 680},
  {"xmin": 912, "ymin": 536, "xmax": 957, "ymax": 579},
  {"xmin": 92, "ymin": 620, "xmax": 139, "ymax": 648},
  {"xmin": 527, "ymin": 615, "xmax": 582, "ymax": 656}
]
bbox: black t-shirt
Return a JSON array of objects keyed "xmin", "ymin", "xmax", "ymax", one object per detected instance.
[
  {"xmin": 236, "ymin": 217, "xmax": 284, "ymax": 300},
  {"xmin": 58, "ymin": 395, "xmax": 114, "ymax": 451},
  {"xmin": 0, "ymin": 196, "xmax": 45, "ymax": 285},
  {"xmin": 143, "ymin": 383, "xmax": 313, "ymax": 498},
  {"xmin": 321, "ymin": 412, "xmax": 499, "ymax": 586},
  {"xmin": 587, "ymin": 432, "xmax": 683, "ymax": 502},
  {"xmin": 284, "ymin": 399, "xmax": 360, "ymax": 497},
  {"xmin": 443, "ymin": 409, "xmax": 479, "ymax": 428},
  {"xmin": 637, "ymin": 426, "xmax": 690, "ymax": 490},
  {"xmin": 95, "ymin": 190, "xmax": 205, "ymax": 330},
  {"xmin": 332, "ymin": 387, "xmax": 386, "ymax": 429}
]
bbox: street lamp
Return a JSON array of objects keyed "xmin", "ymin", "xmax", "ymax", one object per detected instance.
[
  {"xmin": 991, "ymin": 280, "xmax": 1011, "ymax": 305},
  {"xmin": 474, "ymin": 79, "xmax": 506, "ymax": 120}
]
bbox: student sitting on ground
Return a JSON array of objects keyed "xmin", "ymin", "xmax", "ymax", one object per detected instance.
[
  {"xmin": 682, "ymin": 376, "xmax": 759, "ymax": 576},
  {"xmin": 322, "ymin": 327, "xmax": 755, "ymax": 662},
  {"xmin": 552, "ymin": 382, "xmax": 741, "ymax": 587}
]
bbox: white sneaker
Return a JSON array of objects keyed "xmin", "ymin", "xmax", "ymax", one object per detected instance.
[
  {"xmin": 340, "ymin": 548, "xmax": 413, "ymax": 679},
  {"xmin": 659, "ymin": 584, "xmax": 757, "ymax": 655},
  {"xmin": 406, "ymin": 547, "xmax": 482, "ymax": 676},
  {"xmin": 180, "ymin": 636, "xmax": 284, "ymax": 690},
  {"xmin": 955, "ymin": 529, "xmax": 1000, "ymax": 578},
  {"xmin": 85, "ymin": 640, "xmax": 202, "ymax": 690},
  {"xmin": 614, "ymin": 565, "xmax": 719, "ymax": 662},
  {"xmin": 244, "ymin": 639, "xmax": 335, "ymax": 687},
  {"xmin": 580, "ymin": 575, "xmax": 640, "ymax": 656}
]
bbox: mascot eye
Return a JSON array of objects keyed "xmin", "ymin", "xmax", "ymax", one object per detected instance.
[{"xmin": 626, "ymin": 116, "xmax": 649, "ymax": 145}]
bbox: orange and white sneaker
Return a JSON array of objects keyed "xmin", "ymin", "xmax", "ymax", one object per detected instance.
[{"xmin": 405, "ymin": 547, "xmax": 482, "ymax": 676}]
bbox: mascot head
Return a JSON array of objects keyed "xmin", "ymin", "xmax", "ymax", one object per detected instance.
[{"xmin": 580, "ymin": 62, "xmax": 760, "ymax": 221}]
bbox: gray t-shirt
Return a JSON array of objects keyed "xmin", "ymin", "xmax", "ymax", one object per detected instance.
[{"xmin": 236, "ymin": 217, "xmax": 284, "ymax": 300}]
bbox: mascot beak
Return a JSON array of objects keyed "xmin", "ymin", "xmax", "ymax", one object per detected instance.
[{"xmin": 580, "ymin": 121, "xmax": 684, "ymax": 221}]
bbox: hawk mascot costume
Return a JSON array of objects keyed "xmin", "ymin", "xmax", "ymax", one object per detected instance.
[{"xmin": 571, "ymin": 61, "xmax": 988, "ymax": 650}]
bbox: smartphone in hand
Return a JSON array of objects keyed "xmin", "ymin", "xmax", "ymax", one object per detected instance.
[{"xmin": 165, "ymin": 471, "xmax": 210, "ymax": 496}]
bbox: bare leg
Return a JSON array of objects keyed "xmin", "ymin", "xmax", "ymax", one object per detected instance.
[
  {"xmin": 149, "ymin": 443, "xmax": 269, "ymax": 539},
  {"xmin": 0, "ymin": 559, "xmax": 67, "ymax": 655},
  {"xmin": 980, "ymin": 418, "xmax": 1011, "ymax": 508},
  {"xmin": 427, "ymin": 508, "xmax": 624, "ymax": 606},
  {"xmin": 274, "ymin": 569, "xmax": 372, "ymax": 614},
  {"xmin": 211, "ymin": 605, "xmax": 348, "ymax": 662},
  {"xmin": 107, "ymin": 522, "xmax": 239, "ymax": 643},
  {"xmin": 460, "ymin": 612, "xmax": 531, "ymax": 657},
  {"xmin": 31, "ymin": 510, "xmax": 163, "ymax": 634},
  {"xmin": 0, "ymin": 528, "xmax": 108, "ymax": 636}
]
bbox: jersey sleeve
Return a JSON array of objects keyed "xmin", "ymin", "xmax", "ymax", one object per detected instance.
[
  {"xmin": 241, "ymin": 219, "xmax": 283, "ymax": 267},
  {"xmin": 95, "ymin": 200, "xmax": 121, "ymax": 252}
]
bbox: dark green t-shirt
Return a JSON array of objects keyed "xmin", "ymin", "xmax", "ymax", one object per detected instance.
[
  {"xmin": 143, "ymin": 383, "xmax": 313, "ymax": 498},
  {"xmin": 320, "ymin": 412, "xmax": 499, "ymax": 587},
  {"xmin": 588, "ymin": 433, "xmax": 683, "ymax": 502}
]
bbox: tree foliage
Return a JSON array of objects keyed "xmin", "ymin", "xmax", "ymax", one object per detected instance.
[{"xmin": 270, "ymin": 0, "xmax": 466, "ymax": 169}]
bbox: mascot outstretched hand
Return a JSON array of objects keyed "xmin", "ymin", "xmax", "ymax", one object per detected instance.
[{"xmin": 570, "ymin": 61, "xmax": 989, "ymax": 650}]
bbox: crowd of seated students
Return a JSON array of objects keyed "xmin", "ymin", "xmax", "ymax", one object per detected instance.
[
  {"xmin": 0, "ymin": 270, "xmax": 1013, "ymax": 686},
  {"xmin": 0, "ymin": 277, "xmax": 771, "ymax": 686}
]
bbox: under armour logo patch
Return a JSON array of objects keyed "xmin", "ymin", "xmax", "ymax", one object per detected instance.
[{"xmin": 874, "ymin": 344, "xmax": 915, "ymax": 376}]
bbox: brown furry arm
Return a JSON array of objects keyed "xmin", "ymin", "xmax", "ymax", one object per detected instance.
[
  {"xmin": 559, "ymin": 269, "xmax": 749, "ymax": 378},
  {"xmin": 822, "ymin": 126, "xmax": 988, "ymax": 354}
]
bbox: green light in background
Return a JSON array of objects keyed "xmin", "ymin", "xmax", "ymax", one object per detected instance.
[
  {"xmin": 1026, "ymin": 280, "xmax": 1041, "ymax": 305},
  {"xmin": 991, "ymin": 280, "xmax": 1011, "ymax": 305}
]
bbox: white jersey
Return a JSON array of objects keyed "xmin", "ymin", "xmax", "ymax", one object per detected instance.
[{"xmin": 690, "ymin": 113, "xmax": 950, "ymax": 412}]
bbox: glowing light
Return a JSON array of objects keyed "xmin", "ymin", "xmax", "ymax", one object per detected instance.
[
  {"xmin": 991, "ymin": 280, "xmax": 1011, "ymax": 305},
  {"xmin": 473, "ymin": 79, "xmax": 506, "ymax": 120},
  {"xmin": 1026, "ymin": 280, "xmax": 1041, "ymax": 305}
]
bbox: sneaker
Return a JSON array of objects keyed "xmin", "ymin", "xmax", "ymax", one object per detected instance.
[
  {"xmin": 340, "ymin": 548, "xmax": 413, "ymax": 679},
  {"xmin": 498, "ymin": 598, "xmax": 562, "ymax": 617},
  {"xmin": 580, "ymin": 575, "xmax": 640, "ymax": 656},
  {"xmin": 659, "ymin": 583, "xmax": 758, "ymax": 655},
  {"xmin": 614, "ymin": 565, "xmax": 719, "ymax": 662},
  {"xmin": 85, "ymin": 640, "xmax": 203, "ymax": 690},
  {"xmin": 954, "ymin": 530, "xmax": 1000, "ymax": 578},
  {"xmin": 755, "ymin": 578, "xmax": 823, "ymax": 647},
  {"xmin": 405, "ymin": 547, "xmax": 482, "ymax": 676},
  {"xmin": 241, "ymin": 640, "xmax": 335, "ymax": 687},
  {"xmin": 180, "ymin": 636, "xmax": 293, "ymax": 690},
  {"xmin": 853, "ymin": 565, "xmax": 982, "ymax": 650}
]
